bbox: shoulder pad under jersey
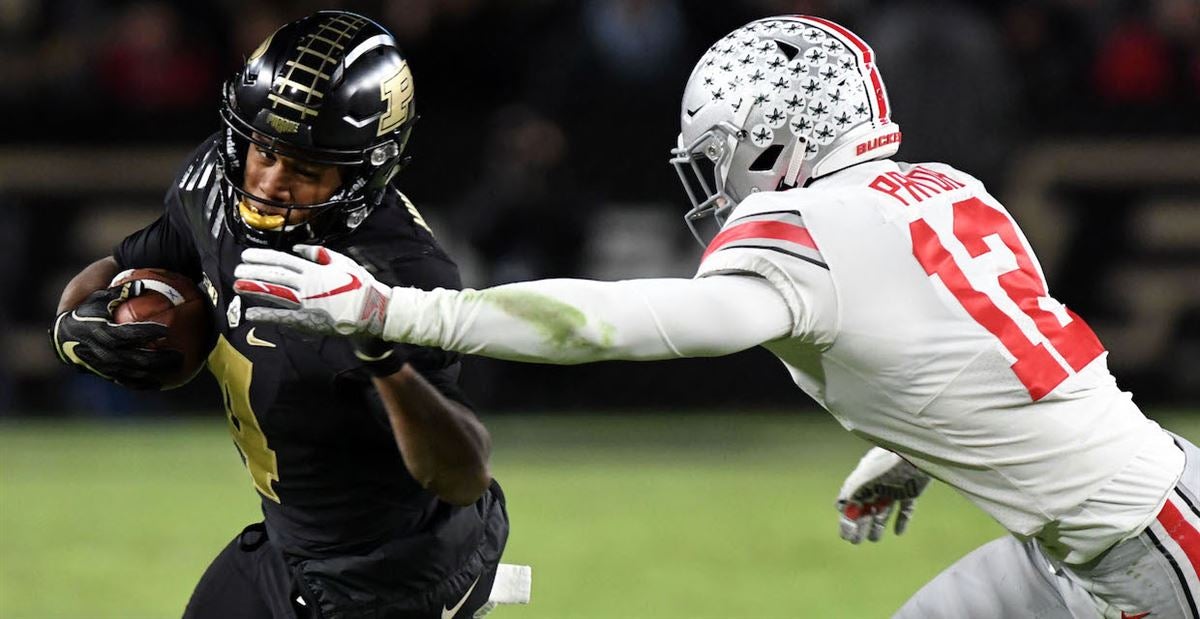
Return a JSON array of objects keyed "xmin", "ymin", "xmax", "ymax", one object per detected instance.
[{"xmin": 699, "ymin": 191, "xmax": 828, "ymax": 272}]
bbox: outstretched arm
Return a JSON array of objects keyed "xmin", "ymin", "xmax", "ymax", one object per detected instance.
[
  {"xmin": 234, "ymin": 245, "xmax": 794, "ymax": 365},
  {"xmin": 383, "ymin": 274, "xmax": 792, "ymax": 364}
]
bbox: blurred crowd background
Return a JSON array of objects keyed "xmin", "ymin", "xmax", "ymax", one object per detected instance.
[{"xmin": 1, "ymin": 0, "xmax": 1198, "ymax": 415}]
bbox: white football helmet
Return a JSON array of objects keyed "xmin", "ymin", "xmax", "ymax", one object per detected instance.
[{"xmin": 670, "ymin": 16, "xmax": 902, "ymax": 243}]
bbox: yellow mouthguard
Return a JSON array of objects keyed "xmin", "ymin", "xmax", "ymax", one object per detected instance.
[{"xmin": 238, "ymin": 199, "xmax": 286, "ymax": 230}]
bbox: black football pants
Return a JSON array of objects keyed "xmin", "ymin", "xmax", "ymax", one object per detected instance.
[
  {"xmin": 182, "ymin": 522, "xmax": 499, "ymax": 619},
  {"xmin": 182, "ymin": 522, "xmax": 314, "ymax": 619}
]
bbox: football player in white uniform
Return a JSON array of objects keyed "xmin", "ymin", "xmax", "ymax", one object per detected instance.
[{"xmin": 234, "ymin": 16, "xmax": 1200, "ymax": 618}]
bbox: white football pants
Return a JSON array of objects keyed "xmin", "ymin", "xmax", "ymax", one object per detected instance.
[{"xmin": 895, "ymin": 433, "xmax": 1200, "ymax": 619}]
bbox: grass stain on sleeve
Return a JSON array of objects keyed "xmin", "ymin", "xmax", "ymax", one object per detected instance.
[{"xmin": 482, "ymin": 288, "xmax": 615, "ymax": 354}]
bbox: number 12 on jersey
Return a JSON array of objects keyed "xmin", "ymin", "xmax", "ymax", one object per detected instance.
[{"xmin": 909, "ymin": 197, "xmax": 1105, "ymax": 400}]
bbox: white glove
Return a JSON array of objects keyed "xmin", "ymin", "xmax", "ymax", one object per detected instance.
[
  {"xmin": 836, "ymin": 447, "xmax": 931, "ymax": 544},
  {"xmin": 234, "ymin": 244, "xmax": 391, "ymax": 337}
]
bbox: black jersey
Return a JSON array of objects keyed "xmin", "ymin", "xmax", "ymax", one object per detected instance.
[{"xmin": 114, "ymin": 135, "xmax": 508, "ymax": 616}]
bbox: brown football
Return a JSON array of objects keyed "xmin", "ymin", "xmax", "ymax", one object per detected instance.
[{"xmin": 110, "ymin": 268, "xmax": 213, "ymax": 389}]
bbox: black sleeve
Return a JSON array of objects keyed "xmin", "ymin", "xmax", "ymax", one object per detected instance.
[{"xmin": 112, "ymin": 182, "xmax": 202, "ymax": 280}]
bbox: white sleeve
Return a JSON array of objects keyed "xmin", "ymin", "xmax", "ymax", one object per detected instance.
[{"xmin": 382, "ymin": 275, "xmax": 793, "ymax": 364}]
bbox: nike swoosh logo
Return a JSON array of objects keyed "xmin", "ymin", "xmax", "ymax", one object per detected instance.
[
  {"xmin": 246, "ymin": 328, "xmax": 276, "ymax": 348},
  {"xmin": 441, "ymin": 575, "xmax": 480, "ymax": 619},
  {"xmin": 62, "ymin": 341, "xmax": 113, "ymax": 379},
  {"xmin": 304, "ymin": 274, "xmax": 361, "ymax": 300}
]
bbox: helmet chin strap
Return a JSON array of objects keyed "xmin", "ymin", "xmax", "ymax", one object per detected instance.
[{"xmin": 782, "ymin": 136, "xmax": 809, "ymax": 188}]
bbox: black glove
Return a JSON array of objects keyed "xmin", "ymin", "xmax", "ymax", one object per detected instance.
[
  {"xmin": 50, "ymin": 285, "xmax": 183, "ymax": 390},
  {"xmin": 352, "ymin": 336, "xmax": 406, "ymax": 377}
]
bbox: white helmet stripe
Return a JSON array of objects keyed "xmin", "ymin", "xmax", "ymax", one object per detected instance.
[{"xmin": 795, "ymin": 15, "xmax": 890, "ymax": 124}]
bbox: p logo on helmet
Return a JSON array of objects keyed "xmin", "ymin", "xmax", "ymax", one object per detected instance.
[{"xmin": 378, "ymin": 61, "xmax": 413, "ymax": 136}]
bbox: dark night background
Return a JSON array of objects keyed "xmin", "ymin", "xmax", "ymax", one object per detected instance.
[{"xmin": 2, "ymin": 0, "xmax": 1198, "ymax": 416}]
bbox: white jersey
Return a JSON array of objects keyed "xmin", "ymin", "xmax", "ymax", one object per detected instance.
[
  {"xmin": 381, "ymin": 156, "xmax": 1183, "ymax": 563},
  {"xmin": 696, "ymin": 160, "xmax": 1183, "ymax": 563}
]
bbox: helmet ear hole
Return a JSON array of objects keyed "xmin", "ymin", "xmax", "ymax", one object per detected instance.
[
  {"xmin": 775, "ymin": 41, "xmax": 801, "ymax": 60},
  {"xmin": 749, "ymin": 144, "xmax": 785, "ymax": 171}
]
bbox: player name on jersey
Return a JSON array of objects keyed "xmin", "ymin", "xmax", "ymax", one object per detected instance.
[{"xmin": 867, "ymin": 164, "xmax": 966, "ymax": 206}]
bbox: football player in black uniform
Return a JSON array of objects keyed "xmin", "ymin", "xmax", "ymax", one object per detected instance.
[{"xmin": 50, "ymin": 11, "xmax": 509, "ymax": 618}]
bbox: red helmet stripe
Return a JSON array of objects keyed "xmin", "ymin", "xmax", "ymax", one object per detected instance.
[
  {"xmin": 869, "ymin": 69, "xmax": 889, "ymax": 122},
  {"xmin": 795, "ymin": 15, "xmax": 890, "ymax": 124},
  {"xmin": 798, "ymin": 15, "xmax": 871, "ymax": 61}
]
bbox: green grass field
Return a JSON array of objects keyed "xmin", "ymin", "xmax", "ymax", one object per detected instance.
[{"xmin": 2, "ymin": 412, "xmax": 1196, "ymax": 618}]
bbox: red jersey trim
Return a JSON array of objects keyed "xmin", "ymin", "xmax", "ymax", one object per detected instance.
[
  {"xmin": 703, "ymin": 220, "xmax": 818, "ymax": 261},
  {"xmin": 1158, "ymin": 497, "xmax": 1200, "ymax": 579}
]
